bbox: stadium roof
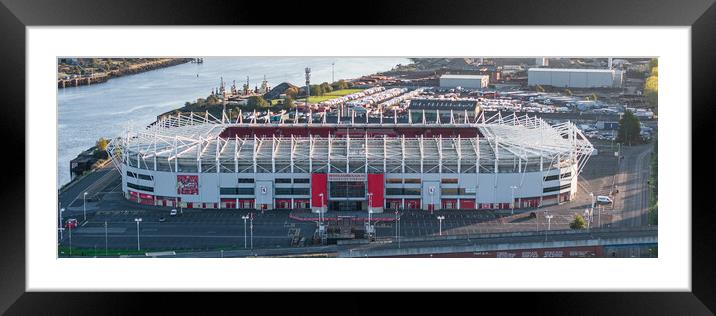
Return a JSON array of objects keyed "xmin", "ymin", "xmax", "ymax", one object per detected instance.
[
  {"xmin": 409, "ymin": 99, "xmax": 479, "ymax": 111},
  {"xmin": 108, "ymin": 110, "xmax": 594, "ymax": 175}
]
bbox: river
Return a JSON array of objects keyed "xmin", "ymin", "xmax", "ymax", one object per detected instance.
[{"xmin": 57, "ymin": 57, "xmax": 409, "ymax": 187}]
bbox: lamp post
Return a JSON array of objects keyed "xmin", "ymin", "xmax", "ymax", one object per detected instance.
[
  {"xmin": 83, "ymin": 192, "xmax": 88, "ymax": 222},
  {"xmin": 545, "ymin": 213, "xmax": 553, "ymax": 231},
  {"xmin": 367, "ymin": 209, "xmax": 373, "ymax": 241},
  {"xmin": 241, "ymin": 215, "xmax": 249, "ymax": 249},
  {"xmin": 59, "ymin": 208, "xmax": 65, "ymax": 240},
  {"xmin": 318, "ymin": 193, "xmax": 325, "ymax": 241},
  {"xmin": 104, "ymin": 221, "xmax": 108, "ymax": 256},
  {"xmin": 585, "ymin": 209, "xmax": 591, "ymax": 230},
  {"xmin": 510, "ymin": 185, "xmax": 518, "ymax": 215},
  {"xmin": 437, "ymin": 216, "xmax": 445, "ymax": 236},
  {"xmin": 134, "ymin": 218, "xmax": 142, "ymax": 251},
  {"xmin": 429, "ymin": 189, "xmax": 435, "ymax": 214},
  {"xmin": 250, "ymin": 213, "xmax": 254, "ymax": 250},
  {"xmin": 395, "ymin": 210, "xmax": 401, "ymax": 249},
  {"xmin": 68, "ymin": 224, "xmax": 72, "ymax": 257}
]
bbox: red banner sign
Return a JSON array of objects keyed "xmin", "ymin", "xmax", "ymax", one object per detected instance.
[{"xmin": 177, "ymin": 175, "xmax": 199, "ymax": 195}]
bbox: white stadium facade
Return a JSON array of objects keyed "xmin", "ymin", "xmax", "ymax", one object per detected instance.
[{"xmin": 107, "ymin": 110, "xmax": 594, "ymax": 213}]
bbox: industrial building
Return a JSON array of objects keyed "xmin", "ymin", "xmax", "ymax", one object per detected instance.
[
  {"xmin": 108, "ymin": 109, "xmax": 594, "ymax": 213},
  {"xmin": 439, "ymin": 74, "xmax": 490, "ymax": 89},
  {"xmin": 528, "ymin": 68, "xmax": 624, "ymax": 88}
]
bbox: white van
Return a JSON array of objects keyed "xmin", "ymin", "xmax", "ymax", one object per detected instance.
[{"xmin": 596, "ymin": 196, "xmax": 613, "ymax": 205}]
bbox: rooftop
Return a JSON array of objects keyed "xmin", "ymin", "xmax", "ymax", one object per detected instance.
[
  {"xmin": 440, "ymin": 74, "xmax": 490, "ymax": 80},
  {"xmin": 528, "ymin": 68, "xmax": 616, "ymax": 73}
]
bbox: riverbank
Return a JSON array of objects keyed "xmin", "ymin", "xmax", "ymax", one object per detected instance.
[{"xmin": 57, "ymin": 58, "xmax": 193, "ymax": 88}]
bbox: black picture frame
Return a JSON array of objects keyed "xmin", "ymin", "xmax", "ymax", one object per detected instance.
[{"xmin": 1, "ymin": 0, "xmax": 714, "ymax": 314}]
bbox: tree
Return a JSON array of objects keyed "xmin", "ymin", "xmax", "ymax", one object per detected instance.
[
  {"xmin": 285, "ymin": 86, "xmax": 299, "ymax": 98},
  {"xmin": 246, "ymin": 96, "xmax": 269, "ymax": 110},
  {"xmin": 320, "ymin": 82, "xmax": 333, "ymax": 94},
  {"xmin": 95, "ymin": 138, "xmax": 109, "ymax": 151},
  {"xmin": 310, "ymin": 85, "xmax": 323, "ymax": 97},
  {"xmin": 283, "ymin": 95, "xmax": 295, "ymax": 109},
  {"xmin": 94, "ymin": 137, "xmax": 110, "ymax": 159},
  {"xmin": 644, "ymin": 66, "xmax": 658, "ymax": 110},
  {"xmin": 570, "ymin": 214, "xmax": 587, "ymax": 229},
  {"xmin": 617, "ymin": 110, "xmax": 642, "ymax": 145},
  {"xmin": 535, "ymin": 85, "xmax": 545, "ymax": 92},
  {"xmin": 564, "ymin": 89, "xmax": 573, "ymax": 96},
  {"xmin": 206, "ymin": 94, "xmax": 221, "ymax": 105}
]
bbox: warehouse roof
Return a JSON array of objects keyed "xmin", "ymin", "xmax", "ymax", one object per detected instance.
[
  {"xmin": 528, "ymin": 68, "xmax": 615, "ymax": 73},
  {"xmin": 440, "ymin": 74, "xmax": 489, "ymax": 80}
]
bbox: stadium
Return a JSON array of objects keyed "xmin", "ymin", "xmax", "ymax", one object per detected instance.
[{"xmin": 107, "ymin": 108, "xmax": 594, "ymax": 213}]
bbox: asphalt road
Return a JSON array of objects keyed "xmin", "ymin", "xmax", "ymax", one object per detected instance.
[
  {"xmin": 613, "ymin": 144, "xmax": 653, "ymax": 227},
  {"xmin": 129, "ymin": 226, "xmax": 657, "ymax": 258}
]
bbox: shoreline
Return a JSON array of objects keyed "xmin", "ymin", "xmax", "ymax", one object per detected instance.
[{"xmin": 57, "ymin": 58, "xmax": 193, "ymax": 89}]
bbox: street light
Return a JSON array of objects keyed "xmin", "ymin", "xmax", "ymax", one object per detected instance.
[
  {"xmin": 104, "ymin": 221, "xmax": 108, "ymax": 256},
  {"xmin": 437, "ymin": 216, "xmax": 445, "ymax": 236},
  {"xmin": 545, "ymin": 212, "xmax": 554, "ymax": 231},
  {"xmin": 134, "ymin": 218, "xmax": 142, "ymax": 251},
  {"xmin": 250, "ymin": 213, "xmax": 254, "ymax": 250},
  {"xmin": 429, "ymin": 188, "xmax": 435, "ymax": 214},
  {"xmin": 59, "ymin": 208, "xmax": 65, "ymax": 240},
  {"xmin": 83, "ymin": 192, "xmax": 88, "ymax": 222},
  {"xmin": 318, "ymin": 193, "xmax": 325, "ymax": 242},
  {"xmin": 68, "ymin": 223, "xmax": 73, "ymax": 257},
  {"xmin": 510, "ymin": 185, "xmax": 518, "ymax": 215},
  {"xmin": 395, "ymin": 210, "xmax": 401, "ymax": 249},
  {"xmin": 367, "ymin": 209, "xmax": 373, "ymax": 241},
  {"xmin": 241, "ymin": 215, "xmax": 249, "ymax": 249}
]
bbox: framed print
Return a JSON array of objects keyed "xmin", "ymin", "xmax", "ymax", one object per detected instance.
[{"xmin": 1, "ymin": 0, "xmax": 715, "ymax": 314}]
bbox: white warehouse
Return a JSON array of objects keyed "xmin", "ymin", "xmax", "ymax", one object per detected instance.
[
  {"xmin": 440, "ymin": 74, "xmax": 489, "ymax": 89},
  {"xmin": 528, "ymin": 68, "xmax": 624, "ymax": 88}
]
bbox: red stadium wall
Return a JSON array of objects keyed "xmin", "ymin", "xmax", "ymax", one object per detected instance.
[
  {"xmin": 311, "ymin": 173, "xmax": 328, "ymax": 208},
  {"xmin": 367, "ymin": 174, "xmax": 384, "ymax": 208}
]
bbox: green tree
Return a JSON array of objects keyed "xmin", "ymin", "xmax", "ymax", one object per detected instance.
[
  {"xmin": 535, "ymin": 85, "xmax": 545, "ymax": 92},
  {"xmin": 95, "ymin": 137, "xmax": 109, "ymax": 151},
  {"xmin": 617, "ymin": 110, "xmax": 642, "ymax": 145},
  {"xmin": 320, "ymin": 82, "xmax": 333, "ymax": 94},
  {"xmin": 310, "ymin": 85, "xmax": 323, "ymax": 97},
  {"xmin": 246, "ymin": 96, "xmax": 269, "ymax": 110},
  {"xmin": 331, "ymin": 79, "xmax": 349, "ymax": 90},
  {"xmin": 570, "ymin": 214, "xmax": 587, "ymax": 230},
  {"xmin": 283, "ymin": 95, "xmax": 295, "ymax": 109},
  {"xmin": 206, "ymin": 94, "xmax": 221, "ymax": 105},
  {"xmin": 564, "ymin": 89, "xmax": 573, "ymax": 96}
]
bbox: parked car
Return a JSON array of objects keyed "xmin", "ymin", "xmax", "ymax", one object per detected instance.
[
  {"xmin": 596, "ymin": 196, "xmax": 613, "ymax": 205},
  {"xmin": 64, "ymin": 218, "xmax": 79, "ymax": 229},
  {"xmin": 170, "ymin": 209, "xmax": 178, "ymax": 216},
  {"xmin": 159, "ymin": 217, "xmax": 166, "ymax": 222}
]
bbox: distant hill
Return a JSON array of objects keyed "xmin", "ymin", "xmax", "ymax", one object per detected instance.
[{"xmin": 264, "ymin": 82, "xmax": 298, "ymax": 100}]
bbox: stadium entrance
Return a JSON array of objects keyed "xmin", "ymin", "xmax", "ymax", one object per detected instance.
[{"xmin": 329, "ymin": 200, "xmax": 365, "ymax": 212}]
